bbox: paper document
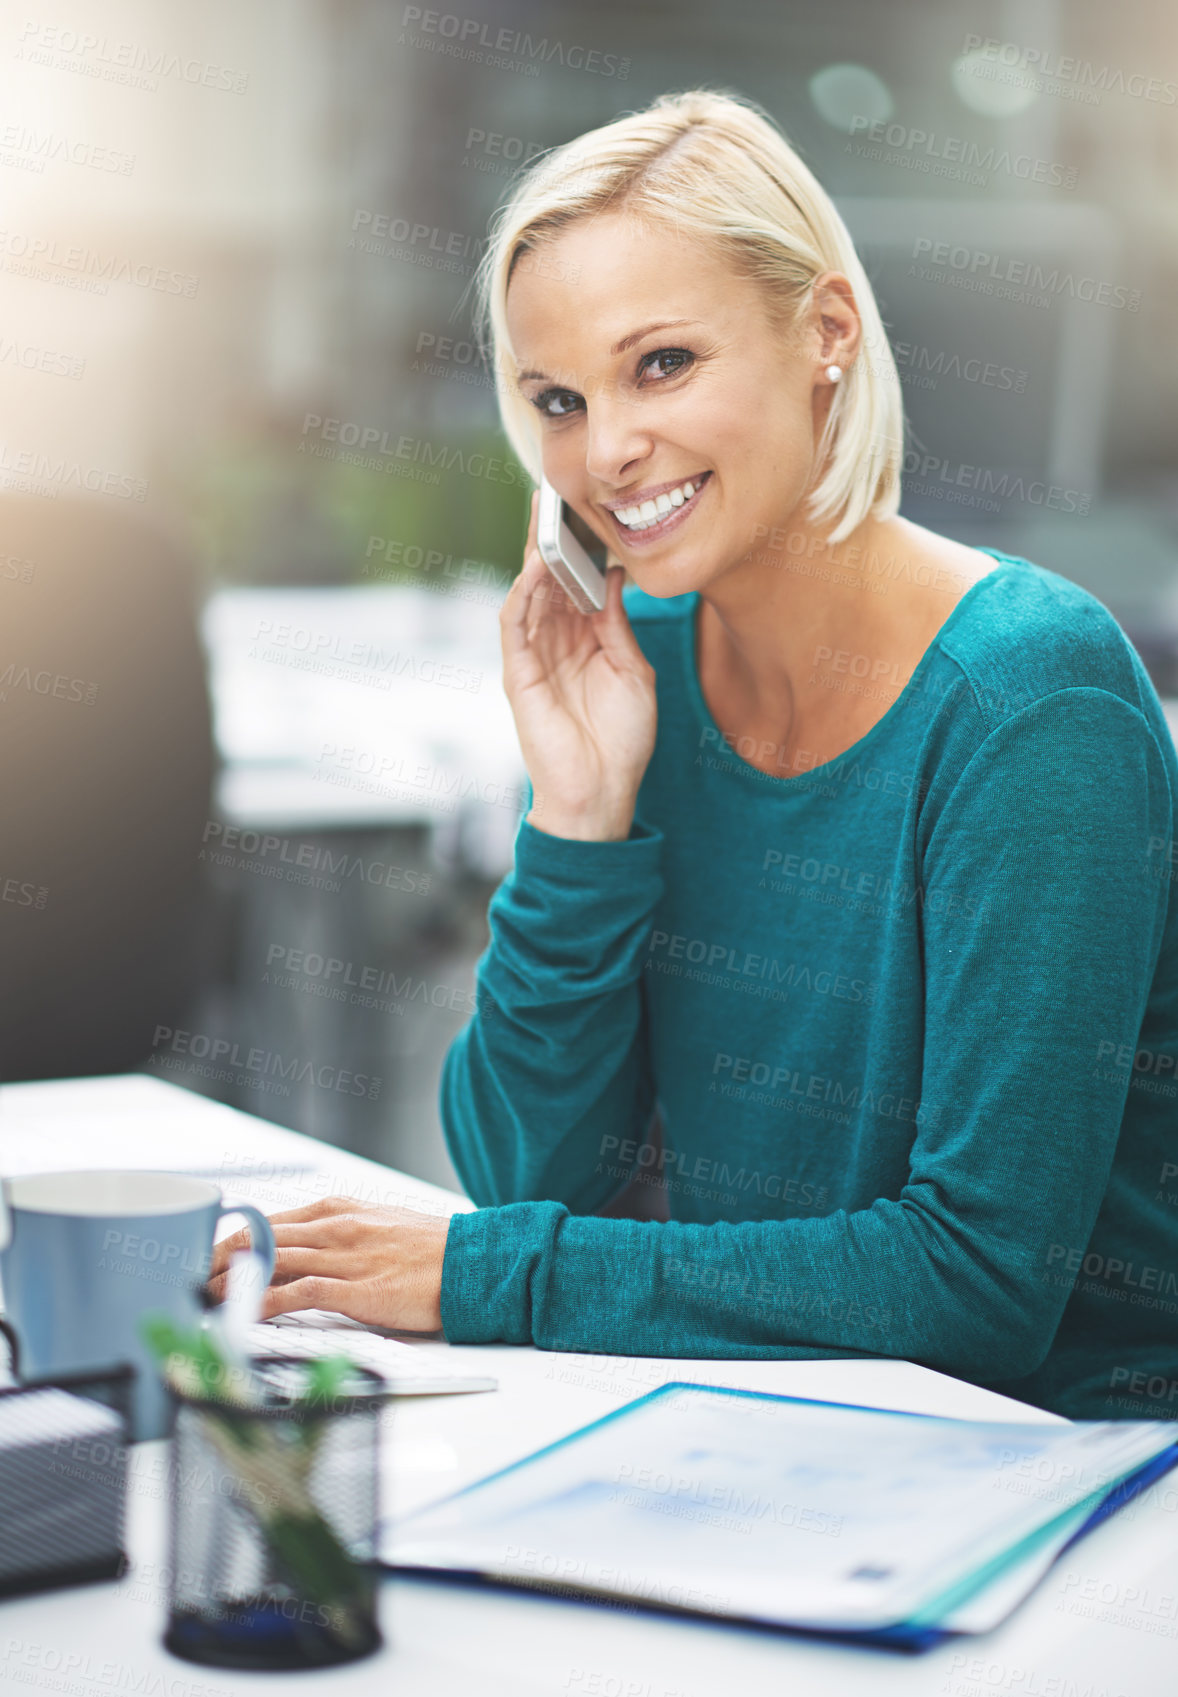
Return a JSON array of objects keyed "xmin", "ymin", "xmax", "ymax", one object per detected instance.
[{"xmin": 383, "ymin": 1382, "xmax": 1178, "ymax": 1636}]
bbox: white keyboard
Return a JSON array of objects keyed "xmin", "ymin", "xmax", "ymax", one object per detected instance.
[{"xmin": 244, "ymin": 1309, "xmax": 496, "ymax": 1396}]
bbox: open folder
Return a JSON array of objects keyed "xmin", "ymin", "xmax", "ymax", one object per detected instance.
[{"xmin": 382, "ymin": 1382, "xmax": 1178, "ymax": 1650}]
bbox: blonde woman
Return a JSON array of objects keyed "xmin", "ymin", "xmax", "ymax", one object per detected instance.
[{"xmin": 211, "ymin": 90, "xmax": 1178, "ymax": 1422}]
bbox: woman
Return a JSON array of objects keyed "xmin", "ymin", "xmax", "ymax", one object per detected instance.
[{"xmin": 212, "ymin": 89, "xmax": 1178, "ymax": 1421}]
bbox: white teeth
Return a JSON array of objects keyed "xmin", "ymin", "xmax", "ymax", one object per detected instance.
[{"xmin": 613, "ymin": 476, "xmax": 705, "ymax": 530}]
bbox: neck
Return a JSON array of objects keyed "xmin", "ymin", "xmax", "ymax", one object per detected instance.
[
  {"xmin": 694, "ymin": 512, "xmax": 982, "ymax": 733},
  {"xmin": 696, "ymin": 515, "xmax": 908, "ymax": 716}
]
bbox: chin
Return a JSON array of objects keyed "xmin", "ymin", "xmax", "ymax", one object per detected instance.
[{"xmin": 623, "ymin": 552, "xmax": 709, "ymax": 600}]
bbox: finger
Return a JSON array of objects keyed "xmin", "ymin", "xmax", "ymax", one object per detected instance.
[
  {"xmin": 505, "ymin": 550, "xmax": 575, "ymax": 666},
  {"xmin": 600, "ymin": 559, "xmax": 623, "ymax": 614},
  {"xmin": 211, "ymin": 1216, "xmax": 352, "ymax": 1282},
  {"xmin": 209, "ymin": 1197, "xmax": 352, "ymax": 1276},
  {"xmin": 529, "ymin": 565, "xmax": 576, "ymax": 624},
  {"xmin": 591, "ymin": 563, "xmax": 648, "ymax": 668},
  {"xmin": 207, "ymin": 1245, "xmax": 333, "ymax": 1306},
  {"xmin": 261, "ymin": 1196, "xmax": 354, "ymax": 1225},
  {"xmin": 209, "ymin": 1224, "xmax": 257, "ymax": 1275},
  {"xmin": 515, "ymin": 487, "xmax": 540, "ymax": 595},
  {"xmin": 515, "ymin": 483, "xmax": 581, "ymax": 626},
  {"xmin": 257, "ymin": 1275, "xmax": 361, "ymax": 1323},
  {"xmin": 205, "ymin": 1264, "xmax": 307, "ymax": 1305},
  {"xmin": 500, "ymin": 520, "xmax": 547, "ymax": 664}
]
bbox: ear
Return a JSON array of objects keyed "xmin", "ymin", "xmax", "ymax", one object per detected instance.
[{"xmin": 809, "ymin": 271, "xmax": 863, "ymax": 373}]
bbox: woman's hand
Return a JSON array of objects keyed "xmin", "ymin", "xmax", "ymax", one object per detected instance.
[
  {"xmin": 503, "ymin": 489, "xmax": 658, "ymax": 841},
  {"xmin": 206, "ymin": 1196, "xmax": 452, "ymax": 1333}
]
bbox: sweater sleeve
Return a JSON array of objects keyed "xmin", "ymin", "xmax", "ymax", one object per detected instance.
[
  {"xmin": 438, "ymin": 780, "xmax": 666, "ymax": 1214},
  {"xmin": 440, "ymin": 688, "xmax": 1172, "ymax": 1382}
]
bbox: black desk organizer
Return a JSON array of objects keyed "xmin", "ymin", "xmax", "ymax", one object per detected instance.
[
  {"xmin": 163, "ymin": 1356, "xmax": 388, "ymax": 1671},
  {"xmin": 0, "ymin": 1316, "xmax": 134, "ymax": 1599}
]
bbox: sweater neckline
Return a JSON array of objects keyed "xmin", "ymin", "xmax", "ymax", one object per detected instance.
[{"xmin": 680, "ymin": 550, "xmax": 1018, "ymax": 790}]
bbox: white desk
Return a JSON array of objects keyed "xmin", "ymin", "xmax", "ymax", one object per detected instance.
[{"xmin": 1, "ymin": 1074, "xmax": 1175, "ymax": 1695}]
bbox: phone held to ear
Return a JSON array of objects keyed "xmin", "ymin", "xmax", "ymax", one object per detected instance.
[{"xmin": 537, "ymin": 476, "xmax": 610, "ymax": 613}]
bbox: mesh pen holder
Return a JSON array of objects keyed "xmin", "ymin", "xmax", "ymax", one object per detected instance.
[{"xmin": 163, "ymin": 1355, "xmax": 388, "ymax": 1670}]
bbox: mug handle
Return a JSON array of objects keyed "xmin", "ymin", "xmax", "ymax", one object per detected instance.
[
  {"xmin": 214, "ymin": 1202, "xmax": 277, "ymax": 1290},
  {"xmin": 0, "ymin": 1315, "xmax": 19, "ymax": 1378}
]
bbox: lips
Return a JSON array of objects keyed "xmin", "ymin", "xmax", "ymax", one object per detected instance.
[{"xmin": 606, "ymin": 471, "xmax": 713, "ymax": 548}]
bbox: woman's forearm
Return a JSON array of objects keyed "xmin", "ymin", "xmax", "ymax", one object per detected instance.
[
  {"xmin": 439, "ymin": 1197, "xmax": 1053, "ymax": 1381},
  {"xmin": 440, "ymin": 806, "xmax": 666, "ymax": 1214}
]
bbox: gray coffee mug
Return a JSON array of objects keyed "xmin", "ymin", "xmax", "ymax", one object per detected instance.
[{"xmin": 0, "ymin": 1170, "xmax": 276, "ymax": 1440}]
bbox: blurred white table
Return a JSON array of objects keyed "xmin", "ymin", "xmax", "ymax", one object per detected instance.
[
  {"xmin": 1, "ymin": 1074, "xmax": 1176, "ymax": 1695},
  {"xmin": 202, "ymin": 586, "xmax": 526, "ymax": 878}
]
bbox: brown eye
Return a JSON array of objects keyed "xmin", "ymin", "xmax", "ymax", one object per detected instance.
[
  {"xmin": 640, "ymin": 348, "xmax": 693, "ymax": 380},
  {"xmin": 534, "ymin": 389, "xmax": 584, "ymax": 418}
]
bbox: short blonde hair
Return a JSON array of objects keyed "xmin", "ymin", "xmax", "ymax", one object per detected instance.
[{"xmin": 471, "ymin": 87, "xmax": 904, "ymax": 546}]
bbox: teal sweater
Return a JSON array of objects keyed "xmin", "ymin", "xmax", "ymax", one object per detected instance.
[{"xmin": 438, "ymin": 551, "xmax": 1178, "ymax": 1421}]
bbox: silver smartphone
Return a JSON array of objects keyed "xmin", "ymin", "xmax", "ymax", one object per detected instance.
[{"xmin": 536, "ymin": 476, "xmax": 610, "ymax": 613}]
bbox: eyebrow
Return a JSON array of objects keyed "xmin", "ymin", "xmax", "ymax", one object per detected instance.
[{"xmin": 517, "ymin": 319, "xmax": 698, "ymax": 385}]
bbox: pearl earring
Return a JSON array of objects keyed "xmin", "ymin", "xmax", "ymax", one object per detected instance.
[{"xmin": 825, "ymin": 364, "xmax": 842, "ymax": 383}]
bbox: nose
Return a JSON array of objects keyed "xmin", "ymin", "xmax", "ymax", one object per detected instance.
[{"xmin": 582, "ymin": 392, "xmax": 653, "ymax": 489}]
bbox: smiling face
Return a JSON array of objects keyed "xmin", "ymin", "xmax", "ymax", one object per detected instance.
[{"xmin": 506, "ymin": 209, "xmax": 847, "ymax": 598}]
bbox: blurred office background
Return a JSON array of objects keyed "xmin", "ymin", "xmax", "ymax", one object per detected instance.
[{"xmin": 1, "ymin": 0, "xmax": 1175, "ymax": 1189}]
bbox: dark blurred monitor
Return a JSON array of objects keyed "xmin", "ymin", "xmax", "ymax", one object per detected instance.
[
  {"xmin": 0, "ymin": 497, "xmax": 214, "ymax": 1082},
  {"xmin": 839, "ymin": 195, "xmax": 1120, "ymax": 547}
]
